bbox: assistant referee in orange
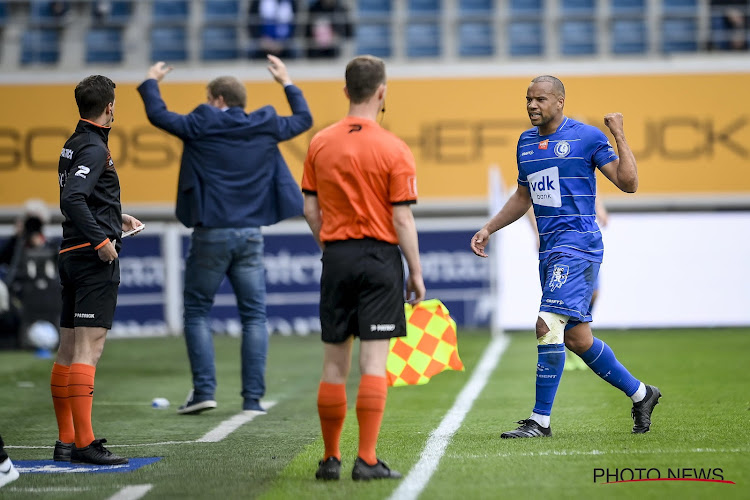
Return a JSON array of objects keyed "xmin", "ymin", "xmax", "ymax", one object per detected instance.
[{"xmin": 302, "ymin": 55, "xmax": 425, "ymax": 481}]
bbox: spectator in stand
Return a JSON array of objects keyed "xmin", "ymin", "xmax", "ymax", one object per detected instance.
[
  {"xmin": 305, "ymin": 0, "xmax": 353, "ymax": 59},
  {"xmin": 710, "ymin": 0, "xmax": 748, "ymax": 50},
  {"xmin": 248, "ymin": 0, "xmax": 298, "ymax": 59}
]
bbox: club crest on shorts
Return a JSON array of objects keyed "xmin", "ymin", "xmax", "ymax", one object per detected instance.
[
  {"xmin": 549, "ymin": 264, "xmax": 569, "ymax": 291},
  {"xmin": 554, "ymin": 140, "xmax": 570, "ymax": 158}
]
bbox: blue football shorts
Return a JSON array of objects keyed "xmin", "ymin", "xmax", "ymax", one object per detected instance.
[{"xmin": 538, "ymin": 252, "xmax": 600, "ymax": 324}]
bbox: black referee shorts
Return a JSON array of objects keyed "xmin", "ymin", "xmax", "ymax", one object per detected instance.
[
  {"xmin": 59, "ymin": 252, "xmax": 120, "ymax": 330},
  {"xmin": 320, "ymin": 238, "xmax": 407, "ymax": 343}
]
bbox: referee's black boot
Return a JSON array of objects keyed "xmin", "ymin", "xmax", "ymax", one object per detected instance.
[
  {"xmin": 53, "ymin": 440, "xmax": 73, "ymax": 462},
  {"xmin": 351, "ymin": 457, "xmax": 402, "ymax": 481},
  {"xmin": 315, "ymin": 456, "xmax": 341, "ymax": 480},
  {"xmin": 71, "ymin": 438, "xmax": 128, "ymax": 465}
]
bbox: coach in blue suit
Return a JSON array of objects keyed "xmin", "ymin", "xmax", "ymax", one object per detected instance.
[{"xmin": 137, "ymin": 55, "xmax": 312, "ymax": 414}]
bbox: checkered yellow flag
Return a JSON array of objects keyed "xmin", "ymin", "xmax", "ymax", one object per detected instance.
[{"xmin": 386, "ymin": 299, "xmax": 465, "ymax": 387}]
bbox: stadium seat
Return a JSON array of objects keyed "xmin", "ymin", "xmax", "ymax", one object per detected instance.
[
  {"xmin": 612, "ymin": 19, "xmax": 647, "ymax": 54},
  {"xmin": 458, "ymin": 0, "xmax": 493, "ymax": 15},
  {"xmin": 662, "ymin": 0, "xmax": 698, "ymax": 15},
  {"xmin": 151, "ymin": 26, "xmax": 188, "ymax": 61},
  {"xmin": 85, "ymin": 28, "xmax": 124, "ymax": 63},
  {"xmin": 611, "ymin": 0, "xmax": 645, "ymax": 14},
  {"xmin": 458, "ymin": 22, "xmax": 494, "ymax": 57},
  {"xmin": 560, "ymin": 0, "xmax": 595, "ymax": 15},
  {"xmin": 0, "ymin": 2, "xmax": 7, "ymax": 26},
  {"xmin": 356, "ymin": 23, "xmax": 392, "ymax": 57},
  {"xmin": 406, "ymin": 23, "xmax": 441, "ymax": 57},
  {"xmin": 204, "ymin": 0, "xmax": 240, "ymax": 24},
  {"xmin": 560, "ymin": 20, "xmax": 596, "ymax": 55},
  {"xmin": 152, "ymin": 1, "xmax": 189, "ymax": 23},
  {"xmin": 408, "ymin": 0, "xmax": 441, "ymax": 15},
  {"xmin": 201, "ymin": 26, "xmax": 239, "ymax": 60},
  {"xmin": 21, "ymin": 28, "xmax": 60, "ymax": 64},
  {"xmin": 508, "ymin": 21, "xmax": 543, "ymax": 56},
  {"xmin": 29, "ymin": 1, "xmax": 62, "ymax": 26},
  {"xmin": 662, "ymin": 18, "xmax": 698, "ymax": 52},
  {"xmin": 509, "ymin": 0, "xmax": 543, "ymax": 16},
  {"xmin": 357, "ymin": 0, "xmax": 392, "ymax": 18}
]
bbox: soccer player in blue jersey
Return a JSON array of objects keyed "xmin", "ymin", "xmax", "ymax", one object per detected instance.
[{"xmin": 471, "ymin": 75, "xmax": 661, "ymax": 438}]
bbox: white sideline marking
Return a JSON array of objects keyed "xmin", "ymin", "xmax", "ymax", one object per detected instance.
[
  {"xmin": 197, "ymin": 401, "xmax": 277, "ymax": 443},
  {"xmin": 389, "ymin": 335, "xmax": 510, "ymax": 500},
  {"xmin": 456, "ymin": 447, "xmax": 750, "ymax": 459},
  {"xmin": 107, "ymin": 484, "xmax": 153, "ymax": 500}
]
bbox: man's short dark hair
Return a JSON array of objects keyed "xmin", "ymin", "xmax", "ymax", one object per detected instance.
[
  {"xmin": 207, "ymin": 76, "xmax": 247, "ymax": 108},
  {"xmin": 345, "ymin": 55, "xmax": 386, "ymax": 104},
  {"xmin": 75, "ymin": 75, "xmax": 116, "ymax": 119},
  {"xmin": 532, "ymin": 75, "xmax": 565, "ymax": 98}
]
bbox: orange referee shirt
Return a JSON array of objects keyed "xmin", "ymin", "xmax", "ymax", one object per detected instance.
[{"xmin": 302, "ymin": 116, "xmax": 417, "ymax": 244}]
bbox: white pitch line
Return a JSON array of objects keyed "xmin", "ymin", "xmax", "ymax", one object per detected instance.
[
  {"xmin": 453, "ymin": 447, "xmax": 750, "ymax": 459},
  {"xmin": 107, "ymin": 484, "xmax": 153, "ymax": 500},
  {"xmin": 196, "ymin": 401, "xmax": 277, "ymax": 443},
  {"xmin": 6, "ymin": 487, "xmax": 90, "ymax": 492},
  {"xmin": 389, "ymin": 335, "xmax": 510, "ymax": 500}
]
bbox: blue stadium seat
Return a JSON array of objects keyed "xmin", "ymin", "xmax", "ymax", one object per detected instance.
[
  {"xmin": 29, "ymin": 1, "xmax": 62, "ymax": 26},
  {"xmin": 0, "ymin": 3, "xmax": 7, "ymax": 26},
  {"xmin": 152, "ymin": 1, "xmax": 189, "ymax": 23},
  {"xmin": 21, "ymin": 28, "xmax": 60, "ymax": 64},
  {"xmin": 458, "ymin": 22, "xmax": 493, "ymax": 56},
  {"xmin": 560, "ymin": 0, "xmax": 595, "ymax": 14},
  {"xmin": 204, "ymin": 0, "xmax": 240, "ymax": 24},
  {"xmin": 612, "ymin": 19, "xmax": 647, "ymax": 54},
  {"xmin": 85, "ymin": 28, "xmax": 124, "ymax": 63},
  {"xmin": 358, "ymin": 0, "xmax": 392, "ymax": 18},
  {"xmin": 406, "ymin": 23, "xmax": 441, "ymax": 57},
  {"xmin": 560, "ymin": 20, "xmax": 596, "ymax": 55},
  {"xmin": 151, "ymin": 26, "xmax": 188, "ymax": 61},
  {"xmin": 356, "ymin": 23, "xmax": 391, "ymax": 57},
  {"xmin": 408, "ymin": 0, "xmax": 441, "ymax": 15},
  {"xmin": 201, "ymin": 26, "xmax": 239, "ymax": 60},
  {"xmin": 458, "ymin": 0, "xmax": 493, "ymax": 15},
  {"xmin": 510, "ymin": 0, "xmax": 543, "ymax": 15},
  {"xmin": 662, "ymin": 18, "xmax": 698, "ymax": 52},
  {"xmin": 508, "ymin": 21, "xmax": 543, "ymax": 56},
  {"xmin": 611, "ymin": 0, "xmax": 645, "ymax": 14},
  {"xmin": 663, "ymin": 0, "xmax": 698, "ymax": 14}
]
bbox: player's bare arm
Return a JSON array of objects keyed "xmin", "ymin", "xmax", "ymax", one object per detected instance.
[
  {"xmin": 393, "ymin": 204, "xmax": 425, "ymax": 305},
  {"xmin": 471, "ymin": 184, "xmax": 532, "ymax": 258},
  {"xmin": 600, "ymin": 113, "xmax": 638, "ymax": 193}
]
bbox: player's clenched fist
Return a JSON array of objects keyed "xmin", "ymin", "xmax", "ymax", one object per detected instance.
[{"xmin": 604, "ymin": 113, "xmax": 624, "ymax": 135}]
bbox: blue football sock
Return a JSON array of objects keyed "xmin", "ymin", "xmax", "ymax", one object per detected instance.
[
  {"xmin": 533, "ymin": 343, "xmax": 566, "ymax": 416},
  {"xmin": 579, "ymin": 337, "xmax": 641, "ymax": 397}
]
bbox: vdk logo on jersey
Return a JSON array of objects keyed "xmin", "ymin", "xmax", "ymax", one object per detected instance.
[
  {"xmin": 549, "ymin": 264, "xmax": 569, "ymax": 291},
  {"xmin": 527, "ymin": 166, "xmax": 561, "ymax": 208},
  {"xmin": 554, "ymin": 140, "xmax": 570, "ymax": 157}
]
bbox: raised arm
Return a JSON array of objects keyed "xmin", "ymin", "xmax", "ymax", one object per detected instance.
[
  {"xmin": 267, "ymin": 55, "xmax": 313, "ymax": 140},
  {"xmin": 471, "ymin": 184, "xmax": 533, "ymax": 258},
  {"xmin": 599, "ymin": 113, "xmax": 638, "ymax": 193}
]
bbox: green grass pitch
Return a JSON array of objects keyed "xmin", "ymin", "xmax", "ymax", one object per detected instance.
[{"xmin": 1, "ymin": 328, "xmax": 748, "ymax": 499}]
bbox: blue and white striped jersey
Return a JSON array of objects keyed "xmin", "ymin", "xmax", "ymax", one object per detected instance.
[{"xmin": 516, "ymin": 117, "xmax": 617, "ymax": 263}]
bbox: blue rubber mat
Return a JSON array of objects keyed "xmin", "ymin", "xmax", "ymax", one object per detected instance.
[{"xmin": 14, "ymin": 457, "xmax": 162, "ymax": 474}]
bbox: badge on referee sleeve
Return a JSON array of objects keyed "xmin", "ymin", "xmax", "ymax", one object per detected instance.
[{"xmin": 386, "ymin": 299, "xmax": 465, "ymax": 387}]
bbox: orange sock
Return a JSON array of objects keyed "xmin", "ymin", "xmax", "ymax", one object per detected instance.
[
  {"xmin": 68, "ymin": 363, "xmax": 96, "ymax": 448},
  {"xmin": 317, "ymin": 382, "xmax": 347, "ymax": 461},
  {"xmin": 356, "ymin": 374, "xmax": 387, "ymax": 466},
  {"xmin": 50, "ymin": 363, "xmax": 74, "ymax": 443}
]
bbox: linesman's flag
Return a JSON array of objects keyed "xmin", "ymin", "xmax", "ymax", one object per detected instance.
[{"xmin": 386, "ymin": 299, "xmax": 465, "ymax": 387}]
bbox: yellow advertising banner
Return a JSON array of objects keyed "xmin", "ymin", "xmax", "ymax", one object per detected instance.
[{"xmin": 0, "ymin": 73, "xmax": 748, "ymax": 207}]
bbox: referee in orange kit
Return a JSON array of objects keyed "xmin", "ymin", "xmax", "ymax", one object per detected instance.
[{"xmin": 302, "ymin": 55, "xmax": 425, "ymax": 481}]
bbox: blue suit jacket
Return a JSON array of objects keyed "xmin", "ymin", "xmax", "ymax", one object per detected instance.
[{"xmin": 137, "ymin": 79, "xmax": 312, "ymax": 228}]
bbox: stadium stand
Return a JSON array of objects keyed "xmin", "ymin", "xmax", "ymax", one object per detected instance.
[{"xmin": 0, "ymin": 0, "xmax": 746, "ymax": 69}]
